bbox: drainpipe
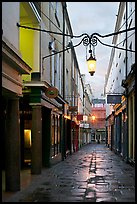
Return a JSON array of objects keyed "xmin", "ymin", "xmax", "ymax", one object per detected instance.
[
  {"xmin": 61, "ymin": 2, "xmax": 66, "ymax": 160},
  {"xmin": 125, "ymin": 2, "xmax": 129, "ymax": 162}
]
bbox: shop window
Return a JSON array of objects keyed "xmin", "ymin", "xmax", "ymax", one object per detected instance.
[
  {"xmin": 24, "ymin": 129, "xmax": 31, "ymax": 148},
  {"xmin": 51, "ymin": 114, "xmax": 61, "ymax": 157},
  {"xmin": 24, "ymin": 129, "xmax": 31, "ymax": 165}
]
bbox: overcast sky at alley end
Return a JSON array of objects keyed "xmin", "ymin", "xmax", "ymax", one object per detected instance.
[{"xmin": 66, "ymin": 2, "xmax": 119, "ymax": 98}]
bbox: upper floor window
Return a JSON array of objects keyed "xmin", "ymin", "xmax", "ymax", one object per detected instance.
[
  {"xmin": 50, "ymin": 2, "xmax": 60, "ymax": 27},
  {"xmin": 119, "ymin": 53, "xmax": 121, "ymax": 58},
  {"xmin": 129, "ymin": 2, "xmax": 132, "ymax": 13},
  {"xmin": 128, "ymin": 19, "xmax": 132, "ymax": 28},
  {"xmin": 55, "ymin": 2, "xmax": 59, "ymax": 15},
  {"xmin": 123, "ymin": 39, "xmax": 126, "ymax": 47},
  {"xmin": 123, "ymin": 57, "xmax": 126, "ymax": 64},
  {"xmin": 55, "ymin": 2, "xmax": 60, "ymax": 27}
]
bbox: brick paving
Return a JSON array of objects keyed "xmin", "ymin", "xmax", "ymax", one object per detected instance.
[{"xmin": 2, "ymin": 143, "xmax": 135, "ymax": 202}]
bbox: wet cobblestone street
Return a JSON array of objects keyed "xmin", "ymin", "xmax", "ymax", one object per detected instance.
[{"xmin": 3, "ymin": 143, "xmax": 135, "ymax": 202}]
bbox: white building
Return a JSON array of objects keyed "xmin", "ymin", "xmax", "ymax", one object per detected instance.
[{"xmin": 104, "ymin": 2, "xmax": 135, "ymax": 164}]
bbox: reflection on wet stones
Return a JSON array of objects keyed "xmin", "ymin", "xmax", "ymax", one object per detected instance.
[{"xmin": 88, "ymin": 175, "xmax": 104, "ymax": 183}]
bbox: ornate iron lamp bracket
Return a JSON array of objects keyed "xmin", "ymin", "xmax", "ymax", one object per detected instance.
[{"xmin": 82, "ymin": 34, "xmax": 98, "ymax": 47}]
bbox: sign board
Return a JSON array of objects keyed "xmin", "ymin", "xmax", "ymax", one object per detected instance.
[
  {"xmin": 45, "ymin": 87, "xmax": 59, "ymax": 98},
  {"xmin": 83, "ymin": 115, "xmax": 88, "ymax": 121},
  {"xmin": 107, "ymin": 94, "xmax": 121, "ymax": 104},
  {"xmin": 96, "ymin": 128, "xmax": 105, "ymax": 132},
  {"xmin": 92, "ymin": 99, "xmax": 105, "ymax": 104},
  {"xmin": 84, "ymin": 123, "xmax": 89, "ymax": 128},
  {"xmin": 77, "ymin": 114, "xmax": 83, "ymax": 121},
  {"xmin": 69, "ymin": 106, "xmax": 78, "ymax": 112}
]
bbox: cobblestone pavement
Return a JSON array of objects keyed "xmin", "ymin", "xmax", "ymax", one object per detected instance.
[{"xmin": 3, "ymin": 143, "xmax": 135, "ymax": 202}]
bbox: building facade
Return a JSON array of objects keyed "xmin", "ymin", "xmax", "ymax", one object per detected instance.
[
  {"xmin": 2, "ymin": 2, "xmax": 32, "ymax": 191},
  {"xmin": 90, "ymin": 99, "xmax": 106, "ymax": 142},
  {"xmin": 2, "ymin": 2, "xmax": 93, "ymax": 193},
  {"xmin": 104, "ymin": 2, "xmax": 135, "ymax": 164}
]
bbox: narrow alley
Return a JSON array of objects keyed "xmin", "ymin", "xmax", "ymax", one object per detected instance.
[
  {"xmin": 2, "ymin": 143, "xmax": 135, "ymax": 202},
  {"xmin": 2, "ymin": 2, "xmax": 135, "ymax": 203}
]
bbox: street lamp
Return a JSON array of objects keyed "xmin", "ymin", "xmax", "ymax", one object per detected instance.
[
  {"xmin": 87, "ymin": 49, "xmax": 96, "ymax": 76},
  {"xmin": 17, "ymin": 23, "xmax": 135, "ymax": 77},
  {"xmin": 82, "ymin": 34, "xmax": 97, "ymax": 76},
  {"xmin": 91, "ymin": 115, "xmax": 96, "ymax": 121}
]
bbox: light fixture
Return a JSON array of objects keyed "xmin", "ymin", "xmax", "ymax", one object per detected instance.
[
  {"xmin": 91, "ymin": 115, "xmax": 96, "ymax": 121},
  {"xmin": 17, "ymin": 23, "xmax": 135, "ymax": 77},
  {"xmin": 82, "ymin": 34, "xmax": 97, "ymax": 76},
  {"xmin": 87, "ymin": 49, "xmax": 96, "ymax": 76}
]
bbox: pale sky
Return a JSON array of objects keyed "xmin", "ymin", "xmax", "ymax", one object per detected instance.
[{"xmin": 66, "ymin": 2, "xmax": 119, "ymax": 98}]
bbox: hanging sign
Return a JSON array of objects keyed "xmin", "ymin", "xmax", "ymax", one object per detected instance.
[
  {"xmin": 45, "ymin": 87, "xmax": 59, "ymax": 98},
  {"xmin": 77, "ymin": 114, "xmax": 83, "ymax": 121},
  {"xmin": 69, "ymin": 106, "xmax": 78, "ymax": 112},
  {"xmin": 107, "ymin": 94, "xmax": 122, "ymax": 104}
]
